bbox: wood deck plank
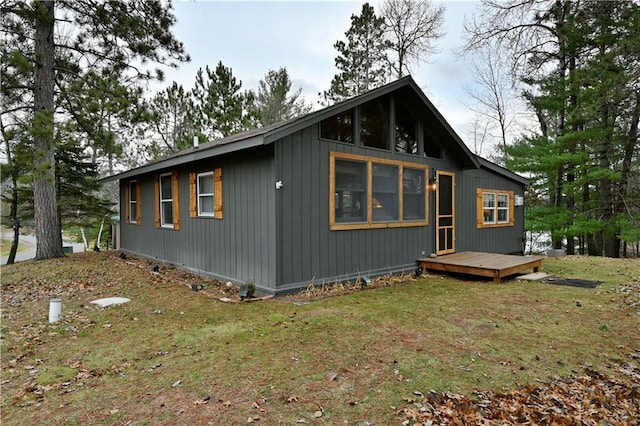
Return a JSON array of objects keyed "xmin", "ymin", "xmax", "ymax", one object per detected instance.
[{"xmin": 418, "ymin": 252, "xmax": 542, "ymax": 283}]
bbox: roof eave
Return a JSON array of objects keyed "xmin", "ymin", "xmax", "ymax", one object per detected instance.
[{"xmin": 99, "ymin": 134, "xmax": 265, "ymax": 183}]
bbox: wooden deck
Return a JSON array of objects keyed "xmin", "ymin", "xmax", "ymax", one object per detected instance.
[{"xmin": 418, "ymin": 251, "xmax": 542, "ymax": 283}]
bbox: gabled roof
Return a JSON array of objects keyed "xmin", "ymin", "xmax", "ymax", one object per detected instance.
[{"xmin": 101, "ymin": 76, "xmax": 480, "ymax": 182}]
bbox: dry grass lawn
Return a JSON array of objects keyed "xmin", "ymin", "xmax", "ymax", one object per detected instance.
[{"xmin": 1, "ymin": 251, "xmax": 638, "ymax": 424}]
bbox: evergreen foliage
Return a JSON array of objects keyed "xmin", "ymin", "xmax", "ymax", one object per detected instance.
[
  {"xmin": 484, "ymin": 1, "xmax": 640, "ymax": 257},
  {"xmin": 145, "ymin": 82, "xmax": 197, "ymax": 159},
  {"xmin": 323, "ymin": 3, "xmax": 391, "ymax": 104},
  {"xmin": 255, "ymin": 68, "xmax": 311, "ymax": 126},
  {"xmin": 0, "ymin": 0, "xmax": 189, "ymax": 260},
  {"xmin": 191, "ymin": 61, "xmax": 258, "ymax": 140}
]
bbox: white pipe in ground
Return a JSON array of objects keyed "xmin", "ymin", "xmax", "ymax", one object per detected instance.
[{"xmin": 49, "ymin": 298, "xmax": 62, "ymax": 323}]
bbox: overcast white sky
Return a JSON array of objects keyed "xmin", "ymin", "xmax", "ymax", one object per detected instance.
[{"xmin": 159, "ymin": 0, "xmax": 484, "ymax": 146}]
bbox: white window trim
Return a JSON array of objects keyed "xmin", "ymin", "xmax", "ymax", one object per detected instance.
[
  {"xmin": 129, "ymin": 180, "xmax": 137, "ymax": 224},
  {"xmin": 497, "ymin": 193, "xmax": 509, "ymax": 224},
  {"xmin": 197, "ymin": 172, "xmax": 215, "ymax": 217},
  {"xmin": 159, "ymin": 173, "xmax": 174, "ymax": 228},
  {"xmin": 483, "ymin": 193, "xmax": 496, "ymax": 225}
]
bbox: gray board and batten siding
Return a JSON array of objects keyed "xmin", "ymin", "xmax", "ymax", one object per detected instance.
[
  {"xmin": 120, "ymin": 146, "xmax": 278, "ymax": 290},
  {"xmin": 107, "ymin": 76, "xmax": 529, "ymax": 295}
]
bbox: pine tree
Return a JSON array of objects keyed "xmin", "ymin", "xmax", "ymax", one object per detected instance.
[
  {"xmin": 1, "ymin": 0, "xmax": 189, "ymax": 260},
  {"xmin": 146, "ymin": 82, "xmax": 197, "ymax": 158},
  {"xmin": 192, "ymin": 62, "xmax": 258, "ymax": 139},
  {"xmin": 255, "ymin": 68, "xmax": 311, "ymax": 126},
  {"xmin": 323, "ymin": 3, "xmax": 391, "ymax": 104},
  {"xmin": 501, "ymin": 1, "xmax": 640, "ymax": 257}
]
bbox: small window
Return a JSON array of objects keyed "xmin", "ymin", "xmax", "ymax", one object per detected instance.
[
  {"xmin": 395, "ymin": 101, "xmax": 418, "ymax": 154},
  {"xmin": 127, "ymin": 180, "xmax": 140, "ymax": 224},
  {"xmin": 197, "ymin": 172, "xmax": 214, "ymax": 216},
  {"xmin": 160, "ymin": 173, "xmax": 174, "ymax": 227},
  {"xmin": 189, "ymin": 168, "xmax": 223, "ymax": 220},
  {"xmin": 483, "ymin": 193, "xmax": 496, "ymax": 224},
  {"xmin": 477, "ymin": 188, "xmax": 514, "ymax": 228},
  {"xmin": 497, "ymin": 193, "xmax": 509, "ymax": 223},
  {"xmin": 361, "ymin": 98, "xmax": 389, "ymax": 150},
  {"xmin": 320, "ymin": 110, "xmax": 353, "ymax": 143}
]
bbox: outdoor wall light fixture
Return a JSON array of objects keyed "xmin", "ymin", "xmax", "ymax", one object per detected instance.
[
  {"xmin": 429, "ymin": 169, "xmax": 438, "ymax": 190},
  {"xmin": 275, "ymin": 180, "xmax": 283, "ymax": 190},
  {"xmin": 429, "ymin": 177, "xmax": 438, "ymax": 191}
]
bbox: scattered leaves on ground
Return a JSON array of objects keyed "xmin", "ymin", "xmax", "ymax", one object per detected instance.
[{"xmin": 399, "ymin": 363, "xmax": 640, "ymax": 425}]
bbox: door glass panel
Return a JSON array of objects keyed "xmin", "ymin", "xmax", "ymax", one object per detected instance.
[
  {"xmin": 439, "ymin": 217, "xmax": 453, "ymax": 227},
  {"xmin": 438, "ymin": 174, "xmax": 453, "ymax": 216}
]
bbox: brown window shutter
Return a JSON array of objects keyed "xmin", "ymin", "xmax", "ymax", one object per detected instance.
[
  {"xmin": 189, "ymin": 172, "xmax": 197, "ymax": 218},
  {"xmin": 214, "ymin": 168, "xmax": 223, "ymax": 219},
  {"xmin": 172, "ymin": 171, "xmax": 180, "ymax": 230},
  {"xmin": 509, "ymin": 191, "xmax": 515, "ymax": 226},
  {"xmin": 154, "ymin": 175, "xmax": 160, "ymax": 228},
  {"xmin": 476, "ymin": 188, "xmax": 483, "ymax": 229},
  {"xmin": 136, "ymin": 181, "xmax": 142, "ymax": 224},
  {"xmin": 124, "ymin": 182, "xmax": 130, "ymax": 223}
]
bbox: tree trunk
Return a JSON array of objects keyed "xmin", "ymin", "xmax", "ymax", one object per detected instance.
[
  {"xmin": 33, "ymin": 0, "xmax": 64, "ymax": 260},
  {"xmin": 6, "ymin": 184, "xmax": 20, "ymax": 265}
]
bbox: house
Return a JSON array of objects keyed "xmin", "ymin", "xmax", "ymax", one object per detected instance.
[{"xmin": 102, "ymin": 76, "xmax": 529, "ymax": 295}]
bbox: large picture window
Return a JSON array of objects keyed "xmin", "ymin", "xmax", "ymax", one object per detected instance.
[
  {"xmin": 476, "ymin": 188, "xmax": 514, "ymax": 228},
  {"xmin": 330, "ymin": 152, "xmax": 428, "ymax": 230}
]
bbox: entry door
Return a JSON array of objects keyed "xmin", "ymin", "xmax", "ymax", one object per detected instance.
[{"xmin": 436, "ymin": 171, "xmax": 455, "ymax": 255}]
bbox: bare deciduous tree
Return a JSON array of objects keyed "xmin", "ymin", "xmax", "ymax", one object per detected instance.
[
  {"xmin": 463, "ymin": 46, "xmax": 517, "ymax": 159},
  {"xmin": 382, "ymin": 0, "xmax": 445, "ymax": 78}
]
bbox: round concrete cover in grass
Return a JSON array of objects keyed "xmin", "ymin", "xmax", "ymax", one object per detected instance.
[{"xmin": 91, "ymin": 297, "xmax": 131, "ymax": 307}]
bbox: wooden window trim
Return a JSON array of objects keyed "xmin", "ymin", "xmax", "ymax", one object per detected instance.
[
  {"xmin": 172, "ymin": 171, "xmax": 180, "ymax": 230},
  {"xmin": 135, "ymin": 181, "xmax": 141, "ymax": 224},
  {"xmin": 476, "ymin": 188, "xmax": 515, "ymax": 229},
  {"xmin": 214, "ymin": 168, "xmax": 223, "ymax": 219},
  {"xmin": 189, "ymin": 169, "xmax": 223, "ymax": 220},
  {"xmin": 155, "ymin": 175, "xmax": 160, "ymax": 228},
  {"xmin": 197, "ymin": 171, "xmax": 215, "ymax": 217},
  {"xmin": 329, "ymin": 152, "xmax": 428, "ymax": 231}
]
